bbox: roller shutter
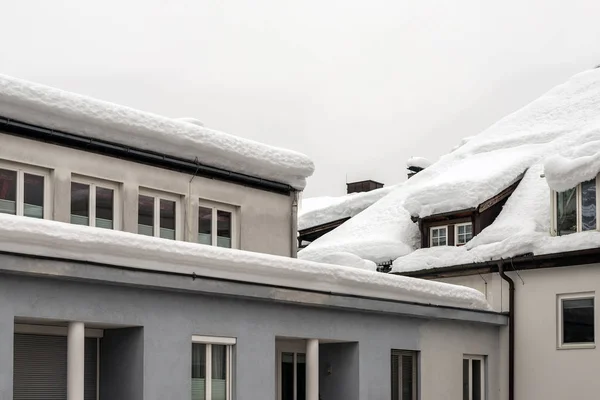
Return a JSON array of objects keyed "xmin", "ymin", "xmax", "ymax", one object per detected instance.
[{"xmin": 13, "ymin": 333, "xmax": 97, "ymax": 400}]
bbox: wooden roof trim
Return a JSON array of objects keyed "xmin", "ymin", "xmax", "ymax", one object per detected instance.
[{"xmin": 298, "ymin": 216, "xmax": 351, "ymax": 236}]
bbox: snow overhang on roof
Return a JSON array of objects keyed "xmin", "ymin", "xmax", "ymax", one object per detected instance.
[
  {"xmin": 0, "ymin": 74, "xmax": 315, "ymax": 190},
  {"xmin": 299, "ymin": 68, "xmax": 600, "ymax": 270}
]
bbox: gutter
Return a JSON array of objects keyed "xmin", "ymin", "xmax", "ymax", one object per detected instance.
[
  {"xmin": 498, "ymin": 261, "xmax": 515, "ymax": 400},
  {"xmin": 0, "ymin": 116, "xmax": 294, "ymax": 195}
]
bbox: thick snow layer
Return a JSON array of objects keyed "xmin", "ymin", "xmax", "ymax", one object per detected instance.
[
  {"xmin": 406, "ymin": 156, "xmax": 432, "ymax": 169},
  {"xmin": 0, "ymin": 74, "xmax": 314, "ymax": 189},
  {"xmin": 298, "ymin": 185, "xmax": 396, "ymax": 230},
  {"xmin": 0, "ymin": 214, "xmax": 490, "ymax": 311},
  {"xmin": 544, "ymin": 140, "xmax": 600, "ymax": 191},
  {"xmin": 300, "ymin": 68, "xmax": 600, "ymax": 269}
]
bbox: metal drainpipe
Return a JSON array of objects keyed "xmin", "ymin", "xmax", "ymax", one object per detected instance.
[
  {"xmin": 498, "ymin": 261, "xmax": 515, "ymax": 400},
  {"xmin": 291, "ymin": 191, "xmax": 299, "ymax": 258}
]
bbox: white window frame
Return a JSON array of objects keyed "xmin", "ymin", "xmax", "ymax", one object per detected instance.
[
  {"xmin": 71, "ymin": 175, "xmax": 121, "ymax": 230},
  {"xmin": 455, "ymin": 222, "xmax": 473, "ymax": 246},
  {"xmin": 198, "ymin": 199, "xmax": 238, "ymax": 248},
  {"xmin": 391, "ymin": 349, "xmax": 418, "ymax": 400},
  {"xmin": 138, "ymin": 188, "xmax": 183, "ymax": 240},
  {"xmin": 192, "ymin": 335, "xmax": 236, "ymax": 400},
  {"xmin": 0, "ymin": 160, "xmax": 51, "ymax": 219},
  {"xmin": 557, "ymin": 292, "xmax": 596, "ymax": 350},
  {"xmin": 429, "ymin": 225, "xmax": 448, "ymax": 247},
  {"xmin": 551, "ymin": 175, "xmax": 600, "ymax": 235},
  {"xmin": 276, "ymin": 340, "xmax": 307, "ymax": 400},
  {"xmin": 463, "ymin": 355, "xmax": 486, "ymax": 400}
]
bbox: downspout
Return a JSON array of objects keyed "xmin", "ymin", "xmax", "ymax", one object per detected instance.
[
  {"xmin": 291, "ymin": 191, "xmax": 299, "ymax": 258},
  {"xmin": 497, "ymin": 261, "xmax": 514, "ymax": 400}
]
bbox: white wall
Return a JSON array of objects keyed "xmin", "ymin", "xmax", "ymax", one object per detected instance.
[
  {"xmin": 438, "ymin": 264, "xmax": 600, "ymax": 400},
  {"xmin": 419, "ymin": 319, "xmax": 501, "ymax": 400},
  {"xmin": 0, "ymin": 133, "xmax": 295, "ymax": 256}
]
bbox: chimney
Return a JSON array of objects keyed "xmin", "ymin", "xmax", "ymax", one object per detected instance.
[
  {"xmin": 346, "ymin": 180, "xmax": 384, "ymax": 194},
  {"xmin": 406, "ymin": 157, "xmax": 432, "ymax": 179}
]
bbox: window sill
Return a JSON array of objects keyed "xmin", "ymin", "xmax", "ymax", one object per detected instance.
[{"xmin": 557, "ymin": 343, "xmax": 595, "ymax": 350}]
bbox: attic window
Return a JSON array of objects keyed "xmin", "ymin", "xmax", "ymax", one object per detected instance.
[
  {"xmin": 456, "ymin": 223, "xmax": 473, "ymax": 245},
  {"xmin": 554, "ymin": 178, "xmax": 597, "ymax": 236},
  {"xmin": 430, "ymin": 226, "xmax": 448, "ymax": 247}
]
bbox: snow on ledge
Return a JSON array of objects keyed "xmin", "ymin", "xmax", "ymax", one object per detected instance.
[
  {"xmin": 0, "ymin": 74, "xmax": 314, "ymax": 190},
  {"xmin": 0, "ymin": 214, "xmax": 491, "ymax": 311}
]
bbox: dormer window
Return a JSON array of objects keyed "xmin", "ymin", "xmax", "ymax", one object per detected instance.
[
  {"xmin": 554, "ymin": 178, "xmax": 597, "ymax": 236},
  {"xmin": 430, "ymin": 226, "xmax": 448, "ymax": 247}
]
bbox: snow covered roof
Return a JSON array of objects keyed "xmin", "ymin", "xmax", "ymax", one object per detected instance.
[
  {"xmin": 0, "ymin": 213, "xmax": 490, "ymax": 311},
  {"xmin": 0, "ymin": 74, "xmax": 314, "ymax": 190},
  {"xmin": 299, "ymin": 185, "xmax": 397, "ymax": 231},
  {"xmin": 299, "ymin": 68, "xmax": 600, "ymax": 271}
]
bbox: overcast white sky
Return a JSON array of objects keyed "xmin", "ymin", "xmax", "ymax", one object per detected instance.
[{"xmin": 1, "ymin": 0, "xmax": 599, "ymax": 197}]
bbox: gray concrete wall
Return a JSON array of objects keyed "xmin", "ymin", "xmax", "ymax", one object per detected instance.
[
  {"xmin": 100, "ymin": 327, "xmax": 144, "ymax": 400},
  {"xmin": 319, "ymin": 342, "xmax": 359, "ymax": 400},
  {"xmin": 0, "ymin": 133, "xmax": 294, "ymax": 256},
  {"xmin": 0, "ymin": 272, "xmax": 501, "ymax": 400}
]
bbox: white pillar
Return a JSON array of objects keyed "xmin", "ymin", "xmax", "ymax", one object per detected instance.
[
  {"xmin": 67, "ymin": 321, "xmax": 85, "ymax": 400},
  {"xmin": 306, "ymin": 339, "xmax": 319, "ymax": 400}
]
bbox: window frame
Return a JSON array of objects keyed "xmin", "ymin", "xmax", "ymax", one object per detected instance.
[
  {"xmin": 198, "ymin": 199, "xmax": 238, "ymax": 249},
  {"xmin": 557, "ymin": 292, "xmax": 596, "ymax": 350},
  {"xmin": 138, "ymin": 188, "xmax": 183, "ymax": 240},
  {"xmin": 463, "ymin": 355, "xmax": 486, "ymax": 400},
  {"xmin": 552, "ymin": 176, "xmax": 600, "ymax": 235},
  {"xmin": 191, "ymin": 335, "xmax": 235, "ymax": 400},
  {"xmin": 0, "ymin": 160, "xmax": 51, "ymax": 219},
  {"xmin": 71, "ymin": 175, "xmax": 121, "ymax": 230},
  {"xmin": 429, "ymin": 225, "xmax": 448, "ymax": 247},
  {"xmin": 455, "ymin": 222, "xmax": 473, "ymax": 246},
  {"xmin": 391, "ymin": 349, "xmax": 418, "ymax": 400}
]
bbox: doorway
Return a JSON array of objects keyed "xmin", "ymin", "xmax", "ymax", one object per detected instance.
[{"xmin": 276, "ymin": 340, "xmax": 307, "ymax": 400}]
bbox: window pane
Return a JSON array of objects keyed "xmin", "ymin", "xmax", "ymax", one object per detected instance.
[
  {"xmin": 160, "ymin": 199, "xmax": 176, "ymax": 240},
  {"xmin": 217, "ymin": 210, "xmax": 232, "ymax": 248},
  {"xmin": 563, "ymin": 298, "xmax": 594, "ymax": 343},
  {"xmin": 0, "ymin": 169, "xmax": 17, "ymax": 215},
  {"xmin": 192, "ymin": 343, "xmax": 206, "ymax": 400},
  {"xmin": 24, "ymin": 174, "xmax": 44, "ymax": 218},
  {"xmin": 297, "ymin": 353, "xmax": 306, "ymax": 400},
  {"xmin": 95, "ymin": 187, "xmax": 114, "ymax": 229},
  {"xmin": 472, "ymin": 359, "xmax": 482, "ymax": 400},
  {"xmin": 71, "ymin": 182, "xmax": 90, "ymax": 225},
  {"xmin": 462, "ymin": 359, "xmax": 469, "ymax": 400},
  {"xmin": 401, "ymin": 354, "xmax": 414, "ymax": 400},
  {"xmin": 281, "ymin": 352, "xmax": 294, "ymax": 400},
  {"xmin": 556, "ymin": 188, "xmax": 577, "ymax": 235},
  {"xmin": 581, "ymin": 179, "xmax": 596, "ymax": 231},
  {"xmin": 432, "ymin": 229, "xmax": 439, "ymax": 238},
  {"xmin": 138, "ymin": 195, "xmax": 154, "ymax": 236},
  {"xmin": 198, "ymin": 207, "xmax": 212, "ymax": 245},
  {"xmin": 211, "ymin": 345, "xmax": 227, "ymax": 400}
]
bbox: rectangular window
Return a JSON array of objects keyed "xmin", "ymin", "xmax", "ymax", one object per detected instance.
[
  {"xmin": 70, "ymin": 177, "xmax": 118, "ymax": 229},
  {"xmin": 198, "ymin": 201, "xmax": 236, "ymax": 248},
  {"xmin": 138, "ymin": 190, "xmax": 180, "ymax": 240},
  {"xmin": 463, "ymin": 355, "xmax": 485, "ymax": 400},
  {"xmin": 192, "ymin": 336, "xmax": 235, "ymax": 400},
  {"xmin": 581, "ymin": 179, "xmax": 596, "ymax": 231},
  {"xmin": 455, "ymin": 223, "xmax": 473, "ymax": 246},
  {"xmin": 558, "ymin": 293, "xmax": 595, "ymax": 349},
  {"xmin": 391, "ymin": 350, "xmax": 417, "ymax": 400},
  {"xmin": 0, "ymin": 165, "xmax": 48, "ymax": 219},
  {"xmin": 556, "ymin": 188, "xmax": 577, "ymax": 235},
  {"xmin": 430, "ymin": 226, "xmax": 447, "ymax": 247}
]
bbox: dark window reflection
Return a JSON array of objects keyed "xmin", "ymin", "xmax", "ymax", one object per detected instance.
[
  {"xmin": 95, "ymin": 187, "xmax": 114, "ymax": 229},
  {"xmin": 0, "ymin": 169, "xmax": 17, "ymax": 215},
  {"xmin": 217, "ymin": 210, "xmax": 232, "ymax": 248},
  {"xmin": 138, "ymin": 195, "xmax": 154, "ymax": 236},
  {"xmin": 556, "ymin": 188, "xmax": 577, "ymax": 235},
  {"xmin": 563, "ymin": 298, "xmax": 594, "ymax": 344},
  {"xmin": 198, "ymin": 206, "xmax": 212, "ymax": 245},
  {"xmin": 24, "ymin": 173, "xmax": 44, "ymax": 218},
  {"xmin": 581, "ymin": 179, "xmax": 596, "ymax": 231},
  {"xmin": 71, "ymin": 182, "xmax": 90, "ymax": 225},
  {"xmin": 160, "ymin": 199, "xmax": 176, "ymax": 240}
]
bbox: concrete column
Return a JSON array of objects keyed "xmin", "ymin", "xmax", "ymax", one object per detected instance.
[
  {"xmin": 68, "ymin": 321, "xmax": 85, "ymax": 400},
  {"xmin": 306, "ymin": 339, "xmax": 319, "ymax": 400}
]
